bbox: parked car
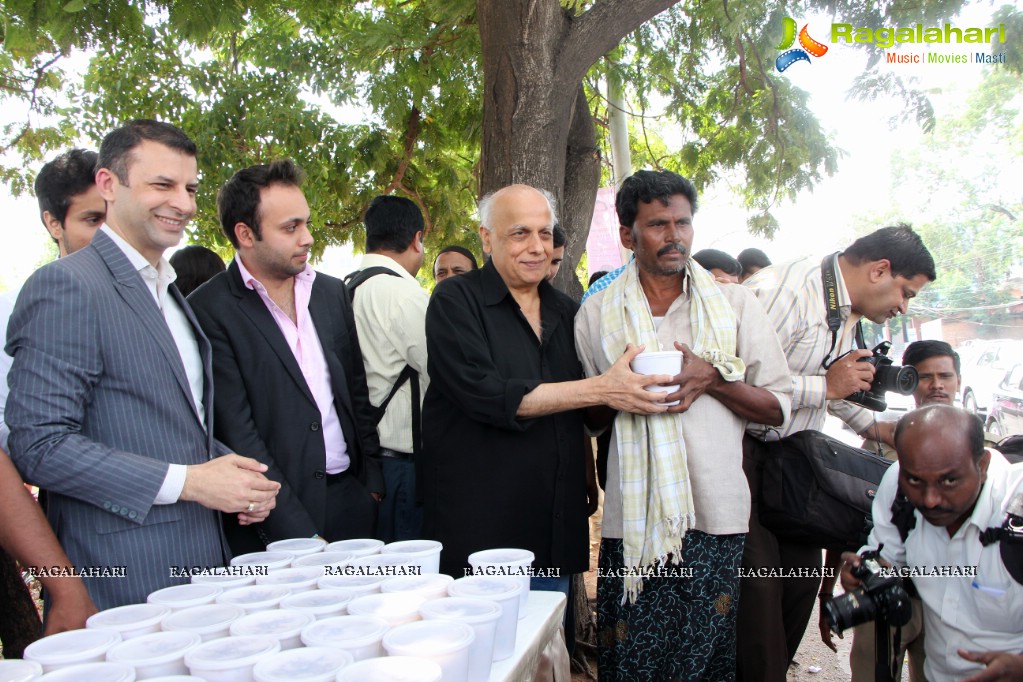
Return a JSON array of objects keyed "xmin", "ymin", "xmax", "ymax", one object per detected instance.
[
  {"xmin": 957, "ymin": 339, "xmax": 1023, "ymax": 416},
  {"xmin": 986, "ymin": 363, "xmax": 1023, "ymax": 438}
]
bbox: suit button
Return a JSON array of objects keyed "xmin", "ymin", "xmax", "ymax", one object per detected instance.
[
  {"xmin": 120, "ymin": 508, "xmax": 129, "ymax": 516},
  {"xmin": 103, "ymin": 501, "xmax": 112, "ymax": 510},
  {"xmin": 111, "ymin": 504, "xmax": 120, "ymax": 513},
  {"xmin": 128, "ymin": 511, "xmax": 137, "ymax": 519},
  {"xmin": 314, "ymin": 470, "xmax": 325, "ymax": 479},
  {"xmin": 310, "ymin": 422, "xmax": 320, "ymax": 432}
]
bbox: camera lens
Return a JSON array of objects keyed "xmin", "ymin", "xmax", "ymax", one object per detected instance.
[{"xmin": 875, "ymin": 365, "xmax": 918, "ymax": 396}]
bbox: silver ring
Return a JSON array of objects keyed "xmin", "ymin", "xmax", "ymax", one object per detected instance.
[{"xmin": 247, "ymin": 502, "xmax": 255, "ymax": 513}]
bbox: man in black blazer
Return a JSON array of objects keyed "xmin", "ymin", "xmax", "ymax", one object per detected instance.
[{"xmin": 189, "ymin": 160, "xmax": 383, "ymax": 554}]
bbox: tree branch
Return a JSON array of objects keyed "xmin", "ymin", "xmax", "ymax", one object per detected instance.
[{"xmin": 384, "ymin": 106, "xmax": 421, "ymax": 194}]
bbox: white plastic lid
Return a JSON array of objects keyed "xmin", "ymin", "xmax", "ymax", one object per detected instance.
[
  {"xmin": 325, "ymin": 539, "xmax": 383, "ymax": 557},
  {"xmin": 230, "ymin": 551, "xmax": 295, "ymax": 570},
  {"xmin": 147, "ymin": 584, "xmax": 222, "ymax": 608},
  {"xmin": 380, "ymin": 574, "xmax": 453, "ymax": 597},
  {"xmin": 382, "ymin": 620, "xmax": 475, "ymax": 657},
  {"xmin": 36, "ymin": 662, "xmax": 134, "ymax": 681},
  {"xmin": 87, "ymin": 603, "xmax": 172, "ymax": 632},
  {"xmin": 419, "ymin": 597, "xmax": 503, "ymax": 624},
  {"xmin": 468, "ymin": 547, "xmax": 535, "ymax": 565},
  {"xmin": 280, "ymin": 588, "xmax": 355, "ymax": 613},
  {"xmin": 448, "ymin": 575, "xmax": 523, "ymax": 599},
  {"xmin": 380, "ymin": 540, "xmax": 442, "ymax": 555},
  {"xmin": 0, "ymin": 659, "xmax": 43, "ymax": 682},
  {"xmin": 291, "ymin": 551, "xmax": 354, "ymax": 569},
  {"xmin": 357, "ymin": 553, "xmax": 416, "ymax": 568},
  {"xmin": 189, "ymin": 567, "xmax": 258, "ymax": 589},
  {"xmin": 106, "ymin": 630, "xmax": 202, "ymax": 665},
  {"xmin": 255, "ymin": 566, "xmax": 322, "ymax": 588},
  {"xmin": 140, "ymin": 677, "xmax": 204, "ymax": 682},
  {"xmin": 160, "ymin": 603, "xmax": 244, "ymax": 634},
  {"xmin": 299, "ymin": 615, "xmax": 389, "ymax": 649},
  {"xmin": 229, "ymin": 609, "xmax": 315, "ymax": 640},
  {"xmin": 337, "ymin": 656, "xmax": 442, "ymax": 682},
  {"xmin": 347, "ymin": 593, "xmax": 426, "ymax": 621},
  {"xmin": 215, "ymin": 585, "xmax": 292, "ymax": 609},
  {"xmin": 251, "ymin": 646, "xmax": 353, "ymax": 682},
  {"xmin": 24, "ymin": 628, "xmax": 122, "ymax": 666},
  {"xmin": 266, "ymin": 537, "xmax": 327, "ymax": 555},
  {"xmin": 317, "ymin": 573, "xmax": 387, "ymax": 593},
  {"xmin": 183, "ymin": 635, "xmax": 280, "ymax": 671}
]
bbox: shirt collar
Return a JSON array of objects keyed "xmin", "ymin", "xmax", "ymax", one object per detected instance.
[
  {"xmin": 962, "ymin": 451, "xmax": 1012, "ymax": 533},
  {"xmin": 358, "ymin": 253, "xmax": 420, "ymax": 283},
  {"xmin": 101, "ymin": 225, "xmax": 176, "ymax": 285},
  {"xmin": 480, "ymin": 259, "xmax": 569, "ymax": 315},
  {"xmin": 234, "ymin": 253, "xmax": 315, "ymax": 292},
  {"xmin": 831, "ymin": 253, "xmax": 854, "ymax": 317}
]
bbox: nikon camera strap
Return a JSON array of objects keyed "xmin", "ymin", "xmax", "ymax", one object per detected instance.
[{"xmin": 820, "ymin": 253, "xmax": 866, "ymax": 369}]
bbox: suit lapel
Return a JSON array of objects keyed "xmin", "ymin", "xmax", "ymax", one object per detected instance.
[
  {"xmin": 308, "ymin": 281, "xmax": 354, "ymax": 425},
  {"xmin": 169, "ymin": 283, "xmax": 215, "ymax": 456}
]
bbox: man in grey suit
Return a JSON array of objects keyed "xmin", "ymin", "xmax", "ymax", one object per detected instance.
[{"xmin": 6, "ymin": 120, "xmax": 281, "ymax": 609}]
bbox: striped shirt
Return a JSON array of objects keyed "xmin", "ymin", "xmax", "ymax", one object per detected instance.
[{"xmin": 745, "ymin": 254, "xmax": 873, "ymax": 438}]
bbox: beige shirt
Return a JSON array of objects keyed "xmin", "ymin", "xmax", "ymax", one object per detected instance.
[
  {"xmin": 575, "ymin": 282, "xmax": 793, "ymax": 537},
  {"xmin": 351, "ymin": 254, "xmax": 429, "ymax": 453}
]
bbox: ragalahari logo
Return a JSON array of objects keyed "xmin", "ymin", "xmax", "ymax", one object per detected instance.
[{"xmin": 775, "ymin": 16, "xmax": 829, "ymax": 72}]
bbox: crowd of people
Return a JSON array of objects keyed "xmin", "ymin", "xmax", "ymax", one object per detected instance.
[{"xmin": 0, "ymin": 118, "xmax": 1021, "ymax": 681}]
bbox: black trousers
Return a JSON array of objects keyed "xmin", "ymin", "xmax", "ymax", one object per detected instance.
[{"xmin": 324, "ymin": 472, "xmax": 378, "ymax": 541}]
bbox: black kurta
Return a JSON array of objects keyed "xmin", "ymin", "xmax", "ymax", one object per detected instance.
[{"xmin": 422, "ymin": 261, "xmax": 589, "ymax": 577}]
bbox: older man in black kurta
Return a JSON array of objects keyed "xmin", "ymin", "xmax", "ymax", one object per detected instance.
[{"xmin": 422, "ymin": 184, "xmax": 669, "ymax": 580}]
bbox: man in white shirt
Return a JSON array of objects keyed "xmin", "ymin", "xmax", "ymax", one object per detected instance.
[{"xmin": 839, "ymin": 404, "xmax": 1023, "ymax": 682}]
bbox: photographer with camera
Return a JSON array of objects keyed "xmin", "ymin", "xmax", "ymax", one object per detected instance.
[
  {"xmin": 738, "ymin": 225, "xmax": 935, "ymax": 682},
  {"xmin": 837, "ymin": 405, "xmax": 1023, "ymax": 682}
]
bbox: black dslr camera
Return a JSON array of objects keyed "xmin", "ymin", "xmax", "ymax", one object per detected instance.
[
  {"xmin": 823, "ymin": 548, "xmax": 913, "ymax": 635},
  {"xmin": 845, "ymin": 341, "xmax": 918, "ymax": 412}
]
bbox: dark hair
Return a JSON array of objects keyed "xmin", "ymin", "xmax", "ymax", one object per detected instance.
[
  {"xmin": 171, "ymin": 245, "xmax": 226, "ymax": 298},
  {"xmin": 895, "ymin": 405, "xmax": 984, "ymax": 462},
  {"xmin": 615, "ymin": 170, "xmax": 698, "ymax": 229},
  {"xmin": 588, "ymin": 270, "xmax": 609, "ymax": 288},
  {"xmin": 552, "ymin": 223, "xmax": 567, "ymax": 249},
  {"xmin": 902, "ymin": 340, "xmax": 960, "ymax": 375},
  {"xmin": 34, "ymin": 148, "xmax": 99, "ymax": 228},
  {"xmin": 843, "ymin": 224, "xmax": 936, "ymax": 281},
  {"xmin": 692, "ymin": 249, "xmax": 742, "ymax": 276},
  {"xmin": 364, "ymin": 195, "xmax": 424, "ymax": 253},
  {"xmin": 736, "ymin": 247, "xmax": 771, "ymax": 275},
  {"xmin": 98, "ymin": 119, "xmax": 197, "ymax": 185},
  {"xmin": 433, "ymin": 245, "xmax": 478, "ymax": 277},
  {"xmin": 217, "ymin": 160, "xmax": 305, "ymax": 248}
]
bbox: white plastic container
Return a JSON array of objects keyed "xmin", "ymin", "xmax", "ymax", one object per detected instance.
[
  {"xmin": 447, "ymin": 576, "xmax": 521, "ymax": 660},
  {"xmin": 346, "ymin": 592, "xmax": 426, "ymax": 627},
  {"xmin": 36, "ymin": 662, "xmax": 134, "ymax": 681},
  {"xmin": 380, "ymin": 540, "xmax": 442, "ymax": 574},
  {"xmin": 147, "ymin": 584, "xmax": 223, "ymax": 611},
  {"xmin": 160, "ymin": 603, "xmax": 244, "ymax": 642},
  {"xmin": 230, "ymin": 551, "xmax": 295, "ymax": 572},
  {"xmin": 316, "ymin": 574, "xmax": 387, "ymax": 595},
  {"xmin": 190, "ymin": 568, "xmax": 258, "ymax": 590},
  {"xmin": 420, "ymin": 597, "xmax": 502, "ymax": 677},
  {"xmin": 280, "ymin": 588, "xmax": 355, "ymax": 620},
  {"xmin": 381, "ymin": 574, "xmax": 454, "ymax": 601},
  {"xmin": 0, "ymin": 659, "xmax": 43, "ymax": 682},
  {"xmin": 105, "ymin": 630, "xmax": 202, "ymax": 679},
  {"xmin": 229, "ymin": 609, "xmax": 315, "ymax": 651},
  {"xmin": 87, "ymin": 603, "xmax": 172, "ymax": 640},
  {"xmin": 255, "ymin": 566, "xmax": 322, "ymax": 593},
  {"xmin": 24, "ymin": 628, "xmax": 123, "ymax": 673},
  {"xmin": 467, "ymin": 548, "xmax": 534, "ymax": 613},
  {"xmin": 299, "ymin": 615, "xmax": 389, "ymax": 661},
  {"xmin": 631, "ymin": 350, "xmax": 683, "ymax": 404},
  {"xmin": 382, "ymin": 621, "xmax": 475, "ymax": 682},
  {"xmin": 336, "ymin": 656, "xmax": 442, "ymax": 682},
  {"xmin": 291, "ymin": 551, "xmax": 354, "ymax": 572},
  {"xmin": 325, "ymin": 539, "xmax": 383, "ymax": 558},
  {"xmin": 251, "ymin": 647, "xmax": 353, "ymax": 682},
  {"xmin": 266, "ymin": 537, "xmax": 326, "ymax": 558},
  {"xmin": 136, "ymin": 677, "xmax": 203, "ymax": 682},
  {"xmin": 184, "ymin": 635, "xmax": 280, "ymax": 682},
  {"xmin": 352, "ymin": 553, "xmax": 419, "ymax": 578},
  {"xmin": 215, "ymin": 585, "xmax": 292, "ymax": 614}
]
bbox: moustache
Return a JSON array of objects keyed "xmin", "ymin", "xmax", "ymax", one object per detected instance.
[{"xmin": 657, "ymin": 243, "xmax": 688, "ymax": 258}]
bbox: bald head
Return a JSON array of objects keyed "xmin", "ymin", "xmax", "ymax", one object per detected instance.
[
  {"xmin": 895, "ymin": 404, "xmax": 984, "ymax": 463},
  {"xmin": 479, "ymin": 184, "xmax": 557, "ymax": 232}
]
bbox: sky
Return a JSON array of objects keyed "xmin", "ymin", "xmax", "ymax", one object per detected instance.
[{"xmin": 0, "ymin": 2, "xmax": 1013, "ymax": 291}]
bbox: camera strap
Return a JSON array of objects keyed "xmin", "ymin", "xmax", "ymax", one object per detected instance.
[{"xmin": 820, "ymin": 253, "xmax": 865, "ymax": 369}]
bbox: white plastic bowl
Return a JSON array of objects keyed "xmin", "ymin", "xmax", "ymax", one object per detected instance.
[
  {"xmin": 324, "ymin": 539, "xmax": 383, "ymax": 558},
  {"xmin": 346, "ymin": 592, "xmax": 426, "ymax": 627},
  {"xmin": 380, "ymin": 540, "xmax": 442, "ymax": 574},
  {"xmin": 24, "ymin": 628, "xmax": 122, "ymax": 673},
  {"xmin": 299, "ymin": 615, "xmax": 389, "ymax": 661},
  {"xmin": 0, "ymin": 658, "xmax": 43, "ymax": 682},
  {"xmin": 184, "ymin": 635, "xmax": 280, "ymax": 682},
  {"xmin": 447, "ymin": 576, "xmax": 522, "ymax": 659},
  {"xmin": 215, "ymin": 585, "xmax": 292, "ymax": 614},
  {"xmin": 147, "ymin": 584, "xmax": 223, "ymax": 611},
  {"xmin": 336, "ymin": 656, "xmax": 442, "ymax": 682},
  {"xmin": 316, "ymin": 574, "xmax": 387, "ymax": 595},
  {"xmin": 291, "ymin": 551, "xmax": 355, "ymax": 572},
  {"xmin": 229, "ymin": 609, "xmax": 315, "ymax": 651},
  {"xmin": 105, "ymin": 630, "xmax": 202, "ymax": 679},
  {"xmin": 350, "ymin": 553, "xmax": 419, "ymax": 578},
  {"xmin": 251, "ymin": 646, "xmax": 353, "ymax": 682},
  {"xmin": 467, "ymin": 548, "xmax": 534, "ymax": 613},
  {"xmin": 87, "ymin": 603, "xmax": 172, "ymax": 640},
  {"xmin": 160, "ymin": 603, "xmax": 244, "ymax": 642},
  {"xmin": 380, "ymin": 574, "xmax": 454, "ymax": 601},
  {"xmin": 36, "ymin": 662, "xmax": 134, "ymax": 681},
  {"xmin": 420, "ymin": 596, "xmax": 503, "ymax": 675},
  {"xmin": 190, "ymin": 568, "xmax": 258, "ymax": 590},
  {"xmin": 280, "ymin": 588, "xmax": 355, "ymax": 620},
  {"xmin": 255, "ymin": 566, "xmax": 322, "ymax": 593},
  {"xmin": 229, "ymin": 551, "xmax": 295, "ymax": 572},
  {"xmin": 266, "ymin": 537, "xmax": 327, "ymax": 557},
  {"xmin": 382, "ymin": 621, "xmax": 475, "ymax": 682}
]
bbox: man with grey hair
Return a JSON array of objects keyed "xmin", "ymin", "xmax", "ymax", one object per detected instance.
[{"xmin": 422, "ymin": 184, "xmax": 671, "ymax": 592}]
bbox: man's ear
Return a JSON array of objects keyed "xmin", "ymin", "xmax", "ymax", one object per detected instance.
[
  {"xmin": 619, "ymin": 224, "xmax": 635, "ymax": 250},
  {"xmin": 42, "ymin": 211, "xmax": 64, "ymax": 242},
  {"xmin": 95, "ymin": 168, "xmax": 118, "ymax": 202},
  {"xmin": 235, "ymin": 222, "xmax": 255, "ymax": 248},
  {"xmin": 479, "ymin": 226, "xmax": 492, "ymax": 255},
  {"xmin": 413, "ymin": 230, "xmax": 425, "ymax": 254},
  {"xmin": 868, "ymin": 259, "xmax": 891, "ymax": 283}
]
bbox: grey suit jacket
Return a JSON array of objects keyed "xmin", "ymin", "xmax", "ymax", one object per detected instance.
[{"xmin": 5, "ymin": 229, "xmax": 229, "ymax": 609}]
